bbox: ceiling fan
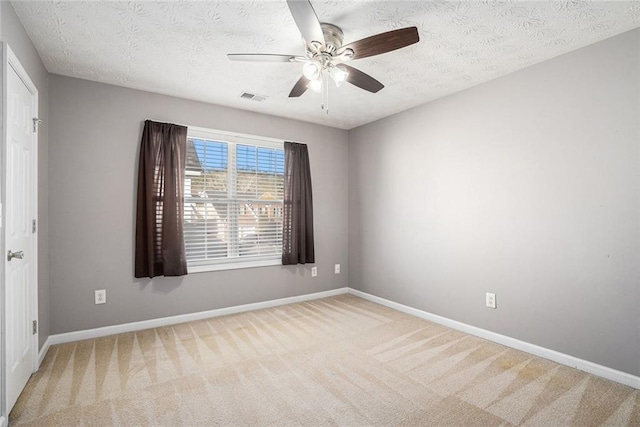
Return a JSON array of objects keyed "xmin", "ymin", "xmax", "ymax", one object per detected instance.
[{"xmin": 227, "ymin": 0, "xmax": 420, "ymax": 113}]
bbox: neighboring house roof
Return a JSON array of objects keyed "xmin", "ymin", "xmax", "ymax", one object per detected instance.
[{"xmin": 186, "ymin": 139, "xmax": 203, "ymax": 170}]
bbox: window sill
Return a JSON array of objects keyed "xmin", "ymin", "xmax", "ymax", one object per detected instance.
[{"xmin": 187, "ymin": 258, "xmax": 282, "ymax": 274}]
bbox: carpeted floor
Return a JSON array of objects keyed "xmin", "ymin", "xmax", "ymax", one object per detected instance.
[{"xmin": 9, "ymin": 294, "xmax": 640, "ymax": 426}]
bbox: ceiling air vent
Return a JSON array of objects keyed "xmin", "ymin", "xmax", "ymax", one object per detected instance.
[{"xmin": 239, "ymin": 92, "xmax": 267, "ymax": 102}]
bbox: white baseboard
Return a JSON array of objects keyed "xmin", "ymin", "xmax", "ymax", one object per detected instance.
[
  {"xmin": 48, "ymin": 287, "xmax": 349, "ymax": 346},
  {"xmin": 0, "ymin": 415, "xmax": 7, "ymax": 427},
  {"xmin": 37, "ymin": 336, "xmax": 52, "ymax": 369},
  {"xmin": 348, "ymin": 288, "xmax": 640, "ymax": 390}
]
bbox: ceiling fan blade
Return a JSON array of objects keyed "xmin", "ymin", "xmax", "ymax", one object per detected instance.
[
  {"xmin": 227, "ymin": 54, "xmax": 304, "ymax": 62},
  {"xmin": 289, "ymin": 75, "xmax": 310, "ymax": 97},
  {"xmin": 287, "ymin": 0, "xmax": 325, "ymax": 48},
  {"xmin": 338, "ymin": 27, "xmax": 419, "ymax": 60},
  {"xmin": 342, "ymin": 65, "xmax": 384, "ymax": 93}
]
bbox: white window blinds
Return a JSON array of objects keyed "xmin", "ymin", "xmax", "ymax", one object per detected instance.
[{"xmin": 184, "ymin": 128, "xmax": 284, "ymax": 269}]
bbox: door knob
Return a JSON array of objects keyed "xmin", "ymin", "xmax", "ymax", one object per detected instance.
[{"xmin": 7, "ymin": 250, "xmax": 24, "ymax": 261}]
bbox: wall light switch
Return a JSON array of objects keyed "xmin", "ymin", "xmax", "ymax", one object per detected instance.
[
  {"xmin": 334, "ymin": 264, "xmax": 340, "ymax": 274},
  {"xmin": 95, "ymin": 289, "xmax": 106, "ymax": 305},
  {"xmin": 311, "ymin": 266, "xmax": 318, "ymax": 277}
]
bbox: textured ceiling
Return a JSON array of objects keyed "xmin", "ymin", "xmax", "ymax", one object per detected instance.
[{"xmin": 11, "ymin": 1, "xmax": 640, "ymax": 130}]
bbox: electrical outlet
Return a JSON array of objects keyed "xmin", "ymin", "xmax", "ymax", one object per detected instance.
[
  {"xmin": 311, "ymin": 266, "xmax": 318, "ymax": 277},
  {"xmin": 334, "ymin": 264, "xmax": 340, "ymax": 274},
  {"xmin": 95, "ymin": 289, "xmax": 106, "ymax": 305},
  {"xmin": 486, "ymin": 292, "xmax": 496, "ymax": 309}
]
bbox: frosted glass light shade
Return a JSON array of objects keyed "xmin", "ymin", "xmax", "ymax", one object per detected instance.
[
  {"xmin": 330, "ymin": 64, "xmax": 348, "ymax": 87},
  {"xmin": 303, "ymin": 62, "xmax": 321, "ymax": 80},
  {"xmin": 308, "ymin": 78, "xmax": 322, "ymax": 93}
]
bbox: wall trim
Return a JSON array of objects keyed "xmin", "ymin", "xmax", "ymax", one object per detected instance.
[
  {"xmin": 37, "ymin": 337, "xmax": 52, "ymax": 369},
  {"xmin": 47, "ymin": 287, "xmax": 349, "ymax": 346},
  {"xmin": 348, "ymin": 288, "xmax": 640, "ymax": 390},
  {"xmin": 0, "ymin": 415, "xmax": 6, "ymax": 427}
]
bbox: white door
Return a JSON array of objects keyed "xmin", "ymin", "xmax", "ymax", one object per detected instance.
[{"xmin": 4, "ymin": 51, "xmax": 38, "ymax": 413}]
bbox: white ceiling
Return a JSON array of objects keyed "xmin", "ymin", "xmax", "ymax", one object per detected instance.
[{"xmin": 11, "ymin": 1, "xmax": 640, "ymax": 130}]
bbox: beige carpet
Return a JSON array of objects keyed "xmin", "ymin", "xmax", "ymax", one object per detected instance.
[{"xmin": 10, "ymin": 294, "xmax": 640, "ymax": 426}]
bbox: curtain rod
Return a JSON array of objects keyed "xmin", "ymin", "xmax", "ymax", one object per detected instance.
[{"xmin": 147, "ymin": 119, "xmax": 292, "ymax": 145}]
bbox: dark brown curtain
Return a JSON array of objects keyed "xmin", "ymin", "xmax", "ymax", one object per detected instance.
[
  {"xmin": 282, "ymin": 142, "xmax": 315, "ymax": 265},
  {"xmin": 135, "ymin": 120, "xmax": 188, "ymax": 278}
]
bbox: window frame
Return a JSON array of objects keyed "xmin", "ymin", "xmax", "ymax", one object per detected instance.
[{"xmin": 185, "ymin": 126, "xmax": 284, "ymax": 273}]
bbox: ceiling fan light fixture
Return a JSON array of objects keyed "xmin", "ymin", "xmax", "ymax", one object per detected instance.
[
  {"xmin": 308, "ymin": 40, "xmax": 323, "ymax": 53},
  {"xmin": 229, "ymin": 1, "xmax": 420, "ymax": 112},
  {"xmin": 308, "ymin": 78, "xmax": 322, "ymax": 93},
  {"xmin": 329, "ymin": 64, "xmax": 348, "ymax": 87},
  {"xmin": 337, "ymin": 48, "xmax": 355, "ymax": 61},
  {"xmin": 302, "ymin": 61, "xmax": 322, "ymax": 80}
]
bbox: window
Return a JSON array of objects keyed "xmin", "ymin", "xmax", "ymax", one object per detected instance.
[{"xmin": 184, "ymin": 127, "xmax": 284, "ymax": 272}]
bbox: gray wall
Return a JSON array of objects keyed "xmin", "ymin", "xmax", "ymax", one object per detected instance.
[
  {"xmin": 10, "ymin": 0, "xmax": 639, "ymax": 379},
  {"xmin": 348, "ymin": 29, "xmax": 640, "ymax": 376},
  {"xmin": 48, "ymin": 75, "xmax": 349, "ymax": 335},
  {"xmin": 1, "ymin": 1, "xmax": 50, "ymax": 349}
]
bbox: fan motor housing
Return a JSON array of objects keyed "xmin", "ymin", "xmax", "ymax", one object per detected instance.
[{"xmin": 321, "ymin": 23, "xmax": 344, "ymax": 54}]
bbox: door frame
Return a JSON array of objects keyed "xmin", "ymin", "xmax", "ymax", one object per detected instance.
[{"xmin": 0, "ymin": 43, "xmax": 39, "ymax": 424}]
